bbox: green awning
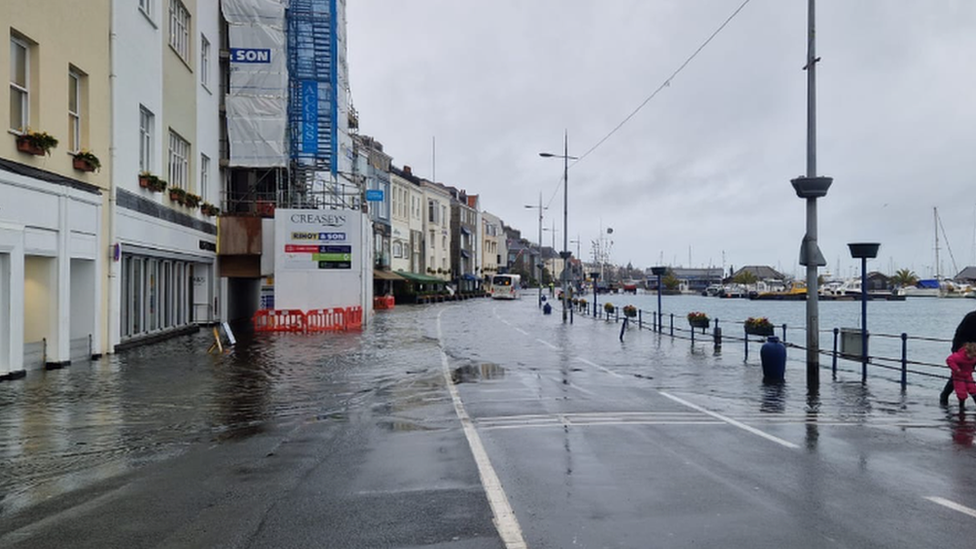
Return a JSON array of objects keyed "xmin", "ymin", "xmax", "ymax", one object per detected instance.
[{"xmin": 395, "ymin": 271, "xmax": 446, "ymax": 284}]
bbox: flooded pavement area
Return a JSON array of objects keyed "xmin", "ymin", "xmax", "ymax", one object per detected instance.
[
  {"xmin": 0, "ymin": 307, "xmax": 461, "ymax": 518},
  {"xmin": 2, "ymin": 296, "xmax": 976, "ymax": 548}
]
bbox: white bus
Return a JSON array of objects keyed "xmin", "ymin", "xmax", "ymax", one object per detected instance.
[{"xmin": 490, "ymin": 274, "xmax": 521, "ymax": 300}]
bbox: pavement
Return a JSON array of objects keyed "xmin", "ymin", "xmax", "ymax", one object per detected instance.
[{"xmin": 1, "ymin": 296, "xmax": 975, "ymax": 548}]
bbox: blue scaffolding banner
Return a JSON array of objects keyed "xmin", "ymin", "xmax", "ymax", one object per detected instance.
[{"xmin": 301, "ymin": 80, "xmax": 318, "ymax": 154}]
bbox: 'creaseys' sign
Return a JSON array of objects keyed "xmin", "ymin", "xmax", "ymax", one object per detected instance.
[{"xmin": 290, "ymin": 213, "xmax": 346, "ymax": 227}]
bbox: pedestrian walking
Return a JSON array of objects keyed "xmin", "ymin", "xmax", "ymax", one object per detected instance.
[
  {"xmin": 946, "ymin": 342, "xmax": 976, "ymax": 409},
  {"xmin": 941, "ymin": 311, "xmax": 976, "ymax": 405}
]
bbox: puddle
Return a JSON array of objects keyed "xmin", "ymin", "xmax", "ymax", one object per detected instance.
[{"xmin": 451, "ymin": 363, "xmax": 506, "ymax": 384}]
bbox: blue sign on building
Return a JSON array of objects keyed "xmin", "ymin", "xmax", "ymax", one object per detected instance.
[
  {"xmin": 301, "ymin": 81, "xmax": 318, "ymax": 154},
  {"xmin": 229, "ymin": 48, "xmax": 272, "ymax": 63},
  {"xmin": 365, "ymin": 189, "xmax": 384, "ymax": 202}
]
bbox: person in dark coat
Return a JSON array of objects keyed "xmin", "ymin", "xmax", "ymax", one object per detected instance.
[{"xmin": 941, "ymin": 311, "xmax": 976, "ymax": 405}]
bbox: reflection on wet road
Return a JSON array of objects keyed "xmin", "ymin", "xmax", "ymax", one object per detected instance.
[{"xmin": 2, "ymin": 296, "xmax": 976, "ymax": 548}]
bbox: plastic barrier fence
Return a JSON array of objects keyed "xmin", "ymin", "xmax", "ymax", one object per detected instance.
[
  {"xmin": 306, "ymin": 308, "xmax": 343, "ymax": 332},
  {"xmin": 253, "ymin": 309, "xmax": 307, "ymax": 332},
  {"xmin": 254, "ymin": 306, "xmax": 364, "ymax": 333}
]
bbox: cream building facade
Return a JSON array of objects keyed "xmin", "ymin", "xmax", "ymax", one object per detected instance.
[
  {"xmin": 480, "ymin": 211, "xmax": 505, "ymax": 281},
  {"xmin": 1, "ymin": 1, "xmax": 111, "ymax": 378},
  {"xmin": 389, "ymin": 166, "xmax": 424, "ymax": 275}
]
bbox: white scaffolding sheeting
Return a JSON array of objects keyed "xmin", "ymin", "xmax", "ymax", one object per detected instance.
[
  {"xmin": 226, "ymin": 96, "xmax": 287, "ymax": 168},
  {"xmin": 224, "ymin": 0, "xmax": 288, "ymax": 167}
]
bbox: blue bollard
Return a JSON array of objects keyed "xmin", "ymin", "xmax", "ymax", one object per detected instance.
[
  {"xmin": 760, "ymin": 336, "xmax": 787, "ymax": 383},
  {"xmin": 543, "ymin": 303, "xmax": 552, "ymax": 315}
]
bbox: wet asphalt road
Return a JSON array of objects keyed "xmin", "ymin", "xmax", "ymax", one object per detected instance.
[{"xmin": 2, "ymin": 296, "xmax": 976, "ymax": 548}]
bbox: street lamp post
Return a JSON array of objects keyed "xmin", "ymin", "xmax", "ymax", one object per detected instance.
[
  {"xmin": 849, "ymin": 243, "xmax": 880, "ymax": 384},
  {"xmin": 792, "ymin": 0, "xmax": 831, "ymax": 392},
  {"xmin": 524, "ymin": 195, "xmax": 547, "ymax": 308},
  {"xmin": 651, "ymin": 266, "xmax": 667, "ymax": 332},
  {"xmin": 540, "ymin": 130, "xmax": 577, "ymax": 323},
  {"xmin": 590, "ymin": 272, "xmax": 600, "ymax": 317}
]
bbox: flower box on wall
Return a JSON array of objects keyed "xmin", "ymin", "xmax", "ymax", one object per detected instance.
[
  {"xmin": 72, "ymin": 157, "xmax": 96, "ymax": 172},
  {"xmin": 169, "ymin": 188, "xmax": 186, "ymax": 205},
  {"xmin": 15, "ymin": 130, "xmax": 58, "ymax": 156},
  {"xmin": 16, "ymin": 138, "xmax": 45, "ymax": 156},
  {"xmin": 71, "ymin": 150, "xmax": 101, "ymax": 172}
]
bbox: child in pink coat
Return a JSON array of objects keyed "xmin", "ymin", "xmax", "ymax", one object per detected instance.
[{"xmin": 946, "ymin": 342, "xmax": 976, "ymax": 408}]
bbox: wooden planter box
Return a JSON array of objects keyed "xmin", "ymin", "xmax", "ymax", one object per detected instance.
[
  {"xmin": 16, "ymin": 138, "xmax": 45, "ymax": 156},
  {"xmin": 72, "ymin": 158, "xmax": 96, "ymax": 172}
]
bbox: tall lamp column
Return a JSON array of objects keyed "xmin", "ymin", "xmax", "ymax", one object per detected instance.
[{"xmin": 540, "ymin": 131, "xmax": 578, "ymax": 323}]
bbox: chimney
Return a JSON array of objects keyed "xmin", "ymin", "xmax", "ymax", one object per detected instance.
[{"xmin": 403, "ymin": 165, "xmax": 412, "ymax": 175}]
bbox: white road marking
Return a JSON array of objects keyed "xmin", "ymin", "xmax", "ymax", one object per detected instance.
[
  {"xmin": 659, "ymin": 391, "xmax": 800, "ymax": 449},
  {"xmin": 437, "ymin": 310, "xmax": 527, "ymax": 549},
  {"xmin": 925, "ymin": 497, "xmax": 976, "ymax": 519},
  {"xmin": 536, "ymin": 339, "xmax": 558, "ymax": 350},
  {"xmin": 514, "ymin": 328, "xmax": 529, "ymax": 335},
  {"xmin": 480, "ymin": 420, "xmax": 723, "ymax": 431},
  {"xmin": 576, "ymin": 357, "xmax": 624, "ymax": 378}
]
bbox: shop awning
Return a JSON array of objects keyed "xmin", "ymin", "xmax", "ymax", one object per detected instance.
[
  {"xmin": 373, "ymin": 269, "xmax": 405, "ymax": 281},
  {"xmin": 460, "ymin": 226, "xmax": 472, "ymax": 236},
  {"xmin": 394, "ymin": 271, "xmax": 445, "ymax": 284},
  {"xmin": 460, "ymin": 249, "xmax": 471, "ymax": 258}
]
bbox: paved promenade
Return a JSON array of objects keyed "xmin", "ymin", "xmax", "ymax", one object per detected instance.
[{"xmin": 1, "ymin": 297, "xmax": 975, "ymax": 548}]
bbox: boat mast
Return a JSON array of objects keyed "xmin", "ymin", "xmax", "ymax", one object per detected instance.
[{"xmin": 934, "ymin": 207, "xmax": 941, "ymax": 279}]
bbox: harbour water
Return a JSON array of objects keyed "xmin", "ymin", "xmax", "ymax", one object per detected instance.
[{"xmin": 586, "ymin": 291, "xmax": 976, "ymax": 387}]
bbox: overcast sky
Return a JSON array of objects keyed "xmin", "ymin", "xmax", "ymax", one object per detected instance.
[{"xmin": 346, "ymin": 0, "xmax": 976, "ymax": 279}]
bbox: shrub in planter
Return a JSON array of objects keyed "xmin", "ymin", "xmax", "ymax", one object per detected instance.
[
  {"xmin": 744, "ymin": 316, "xmax": 774, "ymax": 336},
  {"xmin": 622, "ymin": 305, "xmax": 638, "ymax": 318},
  {"xmin": 604, "ymin": 302, "xmax": 615, "ymax": 314},
  {"xmin": 184, "ymin": 193, "xmax": 201, "ymax": 208},
  {"xmin": 71, "ymin": 149, "xmax": 101, "ymax": 172},
  {"xmin": 168, "ymin": 187, "xmax": 187, "ymax": 204},
  {"xmin": 687, "ymin": 311, "xmax": 710, "ymax": 328},
  {"xmin": 16, "ymin": 129, "xmax": 58, "ymax": 155},
  {"xmin": 140, "ymin": 172, "xmax": 167, "ymax": 192}
]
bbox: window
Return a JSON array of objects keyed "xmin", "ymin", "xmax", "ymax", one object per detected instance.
[
  {"xmin": 139, "ymin": 0, "xmax": 153, "ymax": 18},
  {"xmin": 200, "ymin": 154, "xmax": 210, "ymax": 197},
  {"xmin": 139, "ymin": 107, "xmax": 154, "ymax": 172},
  {"xmin": 9, "ymin": 37, "xmax": 29, "ymax": 131},
  {"xmin": 442, "ymin": 236, "xmax": 447, "ymax": 250},
  {"xmin": 428, "ymin": 200, "xmax": 438, "ymax": 224},
  {"xmin": 169, "ymin": 0, "xmax": 190, "ymax": 62},
  {"xmin": 393, "ymin": 241, "xmax": 402, "ymax": 258},
  {"xmin": 200, "ymin": 34, "xmax": 210, "ymax": 88},
  {"xmin": 168, "ymin": 130, "xmax": 189, "ymax": 190},
  {"xmin": 67, "ymin": 70, "xmax": 81, "ymax": 152}
]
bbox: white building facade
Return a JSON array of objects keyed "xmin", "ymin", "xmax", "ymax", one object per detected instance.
[
  {"xmin": 108, "ymin": 0, "xmax": 221, "ymax": 349},
  {"xmin": 421, "ymin": 181, "xmax": 452, "ymax": 281}
]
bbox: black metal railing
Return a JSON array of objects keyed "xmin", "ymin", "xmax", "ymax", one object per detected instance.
[{"xmin": 572, "ymin": 301, "xmax": 951, "ymax": 391}]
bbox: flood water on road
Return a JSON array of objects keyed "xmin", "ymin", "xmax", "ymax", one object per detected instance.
[
  {"xmin": 0, "ymin": 306, "xmax": 447, "ymax": 516},
  {"xmin": 1, "ymin": 296, "xmax": 969, "ymax": 521}
]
